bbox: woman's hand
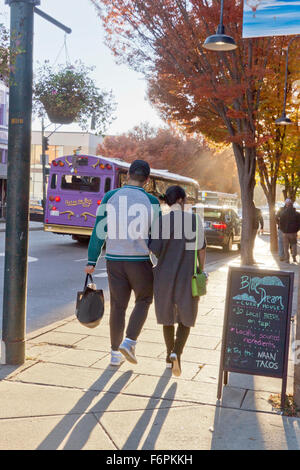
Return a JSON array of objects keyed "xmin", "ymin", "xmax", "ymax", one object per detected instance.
[{"xmin": 85, "ymin": 265, "xmax": 95, "ymax": 274}]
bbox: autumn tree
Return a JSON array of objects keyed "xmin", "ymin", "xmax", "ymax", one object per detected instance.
[
  {"xmin": 255, "ymin": 39, "xmax": 299, "ymax": 253},
  {"xmin": 98, "ymin": 123, "xmax": 240, "ymax": 193},
  {"xmin": 92, "ymin": 0, "xmax": 299, "ymax": 264},
  {"xmin": 278, "ymin": 121, "xmax": 300, "ymax": 202}
]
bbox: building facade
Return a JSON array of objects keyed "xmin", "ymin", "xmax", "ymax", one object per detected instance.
[
  {"xmin": 0, "ymin": 81, "xmax": 9, "ymax": 219},
  {"xmin": 30, "ymin": 130, "xmax": 104, "ymax": 202}
]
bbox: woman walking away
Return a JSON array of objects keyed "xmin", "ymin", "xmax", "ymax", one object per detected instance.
[{"xmin": 149, "ymin": 186, "xmax": 207, "ymax": 377}]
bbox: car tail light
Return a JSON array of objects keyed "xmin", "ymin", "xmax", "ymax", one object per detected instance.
[
  {"xmin": 52, "ymin": 161, "xmax": 58, "ymax": 166},
  {"xmin": 49, "ymin": 195, "xmax": 55, "ymax": 202},
  {"xmin": 212, "ymin": 223, "xmax": 227, "ymax": 230},
  {"xmin": 55, "ymin": 196, "xmax": 61, "ymax": 202},
  {"xmin": 97, "ymin": 200, "xmax": 102, "ymax": 205}
]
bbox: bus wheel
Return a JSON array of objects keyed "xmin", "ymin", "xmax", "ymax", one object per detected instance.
[{"xmin": 72, "ymin": 235, "xmax": 89, "ymax": 244}]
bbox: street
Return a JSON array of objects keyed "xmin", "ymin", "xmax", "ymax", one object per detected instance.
[{"xmin": 0, "ymin": 230, "xmax": 239, "ymax": 334}]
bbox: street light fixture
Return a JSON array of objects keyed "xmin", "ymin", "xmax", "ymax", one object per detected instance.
[
  {"xmin": 275, "ymin": 113, "xmax": 293, "ymax": 126},
  {"xmin": 275, "ymin": 35, "xmax": 300, "ymax": 126},
  {"xmin": 203, "ymin": 0, "xmax": 237, "ymax": 51}
]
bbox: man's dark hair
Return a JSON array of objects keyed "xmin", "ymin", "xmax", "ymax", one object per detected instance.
[{"xmin": 129, "ymin": 160, "xmax": 150, "ymax": 183}]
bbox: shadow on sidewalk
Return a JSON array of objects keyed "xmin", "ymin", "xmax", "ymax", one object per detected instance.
[
  {"xmin": 36, "ymin": 369, "xmax": 133, "ymax": 450},
  {"xmin": 210, "ymin": 400, "xmax": 264, "ymax": 450},
  {"xmin": 122, "ymin": 374, "xmax": 175, "ymax": 450},
  {"xmin": 141, "ymin": 383, "xmax": 177, "ymax": 450}
]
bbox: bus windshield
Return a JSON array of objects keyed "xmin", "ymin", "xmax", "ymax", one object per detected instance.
[{"xmin": 61, "ymin": 175, "xmax": 100, "ymax": 193}]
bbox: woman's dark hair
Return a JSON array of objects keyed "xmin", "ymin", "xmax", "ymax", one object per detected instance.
[{"xmin": 161, "ymin": 185, "xmax": 186, "ymax": 206}]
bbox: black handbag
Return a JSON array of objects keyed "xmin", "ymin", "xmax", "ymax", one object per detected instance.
[{"xmin": 75, "ymin": 274, "xmax": 104, "ymax": 328}]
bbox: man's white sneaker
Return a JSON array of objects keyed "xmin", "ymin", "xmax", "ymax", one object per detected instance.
[
  {"xmin": 110, "ymin": 351, "xmax": 125, "ymax": 367},
  {"xmin": 119, "ymin": 338, "xmax": 138, "ymax": 364}
]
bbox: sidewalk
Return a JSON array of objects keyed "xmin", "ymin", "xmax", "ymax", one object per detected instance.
[
  {"xmin": 0, "ymin": 221, "xmax": 44, "ymax": 233},
  {"xmin": 0, "ymin": 236, "xmax": 299, "ymax": 450}
]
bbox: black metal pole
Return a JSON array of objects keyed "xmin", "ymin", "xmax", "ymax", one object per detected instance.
[
  {"xmin": 219, "ymin": 0, "xmax": 224, "ymax": 26},
  {"xmin": 41, "ymin": 118, "xmax": 46, "ymax": 213},
  {"xmin": 280, "ymin": 36, "xmax": 300, "ymax": 118},
  {"xmin": 34, "ymin": 7, "xmax": 72, "ymax": 34},
  {"xmin": 2, "ymin": 0, "xmax": 40, "ymax": 364},
  {"xmin": 216, "ymin": 0, "xmax": 226, "ymax": 36}
]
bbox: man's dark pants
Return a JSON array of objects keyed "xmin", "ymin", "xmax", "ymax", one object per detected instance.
[{"xmin": 106, "ymin": 260, "xmax": 153, "ymax": 351}]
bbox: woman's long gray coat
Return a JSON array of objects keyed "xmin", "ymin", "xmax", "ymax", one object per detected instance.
[{"xmin": 149, "ymin": 209, "xmax": 205, "ymax": 328}]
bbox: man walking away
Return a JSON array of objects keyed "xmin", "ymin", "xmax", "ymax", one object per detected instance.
[
  {"xmin": 254, "ymin": 207, "xmax": 264, "ymax": 235},
  {"xmin": 276, "ymin": 202, "xmax": 288, "ymax": 261},
  {"xmin": 85, "ymin": 160, "xmax": 160, "ymax": 366},
  {"xmin": 279, "ymin": 199, "xmax": 300, "ymax": 263}
]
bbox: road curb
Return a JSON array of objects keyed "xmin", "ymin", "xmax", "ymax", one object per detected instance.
[{"xmin": 0, "ymin": 226, "xmax": 44, "ymax": 233}]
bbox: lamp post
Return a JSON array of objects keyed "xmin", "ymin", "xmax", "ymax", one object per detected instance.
[
  {"xmin": 2, "ymin": 0, "xmax": 71, "ymax": 365},
  {"xmin": 203, "ymin": 0, "xmax": 237, "ymax": 51},
  {"xmin": 275, "ymin": 35, "xmax": 300, "ymax": 126}
]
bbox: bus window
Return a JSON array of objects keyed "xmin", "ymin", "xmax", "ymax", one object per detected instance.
[
  {"xmin": 51, "ymin": 174, "xmax": 57, "ymax": 189},
  {"xmin": 119, "ymin": 172, "xmax": 155, "ymax": 193},
  {"xmin": 143, "ymin": 177, "xmax": 155, "ymax": 193},
  {"xmin": 119, "ymin": 172, "xmax": 127, "ymax": 187},
  {"xmin": 104, "ymin": 177, "xmax": 111, "ymax": 193},
  {"xmin": 155, "ymin": 178, "xmax": 169, "ymax": 195},
  {"xmin": 182, "ymin": 184, "xmax": 196, "ymax": 199},
  {"xmin": 61, "ymin": 175, "xmax": 100, "ymax": 192}
]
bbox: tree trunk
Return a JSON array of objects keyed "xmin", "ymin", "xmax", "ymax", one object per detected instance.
[
  {"xmin": 232, "ymin": 144, "xmax": 256, "ymax": 265},
  {"xmin": 240, "ymin": 183, "xmax": 256, "ymax": 265},
  {"xmin": 282, "ymin": 185, "xmax": 297, "ymax": 202},
  {"xmin": 267, "ymin": 197, "xmax": 278, "ymax": 254}
]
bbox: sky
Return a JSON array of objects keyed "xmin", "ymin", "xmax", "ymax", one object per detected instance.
[
  {"xmin": 0, "ymin": 0, "xmax": 164, "ymax": 135},
  {"xmin": 243, "ymin": 0, "xmax": 300, "ymax": 38}
]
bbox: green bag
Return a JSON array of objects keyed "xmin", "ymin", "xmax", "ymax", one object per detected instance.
[{"xmin": 191, "ymin": 214, "xmax": 207, "ymax": 297}]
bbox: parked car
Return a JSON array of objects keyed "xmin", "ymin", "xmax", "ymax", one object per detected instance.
[
  {"xmin": 202, "ymin": 206, "xmax": 241, "ymax": 251},
  {"xmin": 29, "ymin": 200, "xmax": 44, "ymax": 222}
]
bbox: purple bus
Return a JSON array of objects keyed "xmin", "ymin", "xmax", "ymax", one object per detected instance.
[{"xmin": 44, "ymin": 154, "xmax": 200, "ymax": 242}]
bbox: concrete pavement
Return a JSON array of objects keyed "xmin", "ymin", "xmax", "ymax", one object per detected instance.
[{"xmin": 0, "ymin": 236, "xmax": 299, "ymax": 450}]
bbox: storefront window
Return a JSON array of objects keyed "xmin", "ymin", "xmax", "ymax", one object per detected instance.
[
  {"xmin": 0, "ymin": 149, "xmax": 7, "ymax": 163},
  {"xmin": 31, "ymin": 144, "xmax": 64, "ymax": 165},
  {"xmin": 0, "ymin": 91, "xmax": 5, "ymax": 126}
]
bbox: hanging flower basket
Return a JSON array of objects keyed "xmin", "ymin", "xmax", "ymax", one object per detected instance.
[
  {"xmin": 44, "ymin": 107, "xmax": 78, "ymax": 125},
  {"xmin": 33, "ymin": 61, "xmax": 116, "ymax": 133}
]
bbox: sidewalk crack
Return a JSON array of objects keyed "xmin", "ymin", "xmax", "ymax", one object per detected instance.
[{"xmin": 94, "ymin": 414, "xmax": 119, "ymax": 450}]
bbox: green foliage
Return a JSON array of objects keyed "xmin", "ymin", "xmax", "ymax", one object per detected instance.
[
  {"xmin": 0, "ymin": 22, "xmax": 10, "ymax": 85},
  {"xmin": 33, "ymin": 61, "xmax": 116, "ymax": 134}
]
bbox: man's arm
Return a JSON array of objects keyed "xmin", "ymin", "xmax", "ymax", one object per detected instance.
[
  {"xmin": 85, "ymin": 191, "xmax": 116, "ymax": 273},
  {"xmin": 87, "ymin": 213, "xmax": 106, "ymax": 266}
]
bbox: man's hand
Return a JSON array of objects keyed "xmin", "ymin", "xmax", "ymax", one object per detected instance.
[{"xmin": 85, "ymin": 265, "xmax": 95, "ymax": 274}]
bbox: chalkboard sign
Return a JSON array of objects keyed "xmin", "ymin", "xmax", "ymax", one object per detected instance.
[{"xmin": 218, "ymin": 266, "xmax": 294, "ymax": 408}]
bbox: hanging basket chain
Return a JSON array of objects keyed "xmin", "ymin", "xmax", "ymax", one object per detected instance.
[{"xmin": 64, "ymin": 33, "xmax": 71, "ymax": 66}]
